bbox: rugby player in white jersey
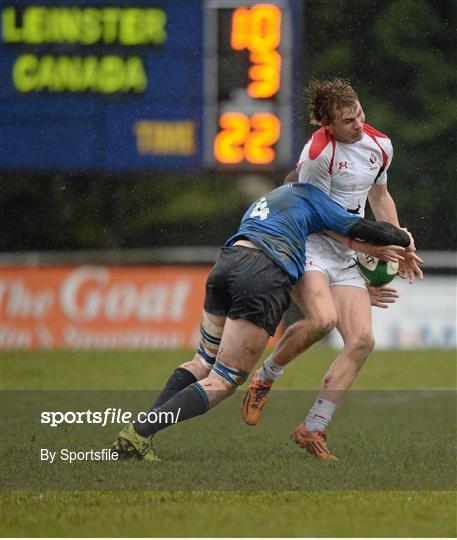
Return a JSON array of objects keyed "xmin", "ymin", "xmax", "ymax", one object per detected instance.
[{"xmin": 241, "ymin": 78, "xmax": 423, "ymax": 460}]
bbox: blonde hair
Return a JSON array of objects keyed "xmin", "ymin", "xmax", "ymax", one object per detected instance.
[{"xmin": 306, "ymin": 78, "xmax": 359, "ymax": 125}]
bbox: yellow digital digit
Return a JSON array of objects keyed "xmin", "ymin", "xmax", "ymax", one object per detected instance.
[
  {"xmin": 248, "ymin": 50, "xmax": 281, "ymax": 98},
  {"xmin": 214, "ymin": 112, "xmax": 250, "ymax": 164},
  {"xmin": 230, "ymin": 4, "xmax": 282, "ymax": 99},
  {"xmin": 214, "ymin": 112, "xmax": 280, "ymax": 165},
  {"xmin": 248, "ymin": 4, "xmax": 281, "ymax": 53},
  {"xmin": 245, "ymin": 112, "xmax": 280, "ymax": 164},
  {"xmin": 230, "ymin": 7, "xmax": 250, "ymax": 51},
  {"xmin": 231, "ymin": 4, "xmax": 281, "ymax": 53}
]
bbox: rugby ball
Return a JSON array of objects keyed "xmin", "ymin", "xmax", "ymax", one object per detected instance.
[{"xmin": 356, "ymin": 253, "xmax": 399, "ymax": 287}]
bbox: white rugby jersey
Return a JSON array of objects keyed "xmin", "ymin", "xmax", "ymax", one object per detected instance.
[
  {"xmin": 297, "ymin": 123, "xmax": 392, "ymax": 218},
  {"xmin": 297, "ymin": 123, "xmax": 393, "ymax": 258}
]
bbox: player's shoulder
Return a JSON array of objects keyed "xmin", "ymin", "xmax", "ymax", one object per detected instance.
[
  {"xmin": 363, "ymin": 123, "xmax": 393, "ymax": 161},
  {"xmin": 306, "ymin": 127, "xmax": 334, "ymax": 160},
  {"xmin": 364, "ymin": 123, "xmax": 390, "ymax": 141}
]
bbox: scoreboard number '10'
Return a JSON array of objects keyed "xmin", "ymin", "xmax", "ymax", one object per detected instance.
[
  {"xmin": 231, "ymin": 4, "xmax": 281, "ymax": 99},
  {"xmin": 205, "ymin": 1, "xmax": 293, "ymax": 169}
]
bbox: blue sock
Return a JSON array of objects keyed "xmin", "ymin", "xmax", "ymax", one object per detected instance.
[
  {"xmin": 134, "ymin": 382, "xmax": 209, "ymax": 437},
  {"xmin": 151, "ymin": 367, "xmax": 197, "ymax": 408}
]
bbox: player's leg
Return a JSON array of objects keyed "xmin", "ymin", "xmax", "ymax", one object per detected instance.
[
  {"xmin": 315, "ymin": 284, "xmax": 374, "ymax": 405},
  {"xmin": 137, "ymin": 316, "xmax": 269, "ymax": 430},
  {"xmin": 294, "ymin": 283, "xmax": 373, "ymax": 460},
  {"xmin": 112, "ymin": 309, "xmax": 225, "ymax": 462},
  {"xmin": 112, "ymin": 247, "xmax": 232, "ymax": 461},
  {"xmin": 241, "ymin": 270, "xmax": 337, "ymax": 425},
  {"xmin": 116, "ymin": 316, "xmax": 270, "ymax": 461},
  {"xmin": 199, "ymin": 316, "xmax": 270, "ymax": 403},
  {"xmin": 114, "ymin": 245, "xmax": 289, "ymax": 461},
  {"xmin": 147, "ymin": 310, "xmax": 225, "ymax": 410},
  {"xmin": 135, "ymin": 244, "xmax": 287, "ymax": 433},
  {"xmin": 262, "ymin": 270, "xmax": 337, "ymax": 371},
  {"xmin": 131, "ymin": 244, "xmax": 234, "ymax": 423},
  {"xmin": 260, "ymin": 235, "xmax": 340, "ymax": 380}
]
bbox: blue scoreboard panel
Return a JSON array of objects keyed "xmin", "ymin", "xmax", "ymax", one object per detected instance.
[{"xmin": 0, "ymin": 0, "xmax": 302, "ymax": 171}]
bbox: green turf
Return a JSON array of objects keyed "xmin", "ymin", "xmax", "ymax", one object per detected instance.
[
  {"xmin": 1, "ymin": 388, "xmax": 456, "ymax": 491},
  {"xmin": 1, "ymin": 348, "xmax": 456, "ymax": 537},
  {"xmin": 2, "ymin": 490, "xmax": 456, "ymax": 537},
  {"xmin": 2, "ymin": 348, "xmax": 456, "ymax": 389}
]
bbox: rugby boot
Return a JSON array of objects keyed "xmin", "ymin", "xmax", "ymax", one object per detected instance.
[
  {"xmin": 112, "ymin": 423, "xmax": 161, "ymax": 463},
  {"xmin": 292, "ymin": 424, "xmax": 337, "ymax": 461},
  {"xmin": 241, "ymin": 370, "xmax": 272, "ymax": 425}
]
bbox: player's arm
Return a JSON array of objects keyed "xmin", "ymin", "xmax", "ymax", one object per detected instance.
[
  {"xmin": 348, "ymin": 220, "xmax": 424, "ymax": 281},
  {"xmin": 314, "ymin": 186, "xmax": 422, "ymax": 279},
  {"xmin": 348, "ymin": 218, "xmax": 410, "ymax": 246},
  {"xmin": 368, "ymin": 182, "xmax": 400, "ymax": 226},
  {"xmin": 316, "ymin": 188, "xmax": 410, "ymax": 246},
  {"xmin": 368, "ymin": 183, "xmax": 423, "ymax": 282},
  {"xmin": 325, "ymin": 227, "xmax": 423, "ymax": 282},
  {"xmin": 325, "ymin": 230, "xmax": 405, "ymax": 262},
  {"xmin": 326, "ymin": 230, "xmax": 402, "ymax": 308},
  {"xmin": 367, "ymin": 136, "xmax": 397, "ymax": 224}
]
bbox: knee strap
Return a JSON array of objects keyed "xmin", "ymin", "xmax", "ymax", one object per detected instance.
[
  {"xmin": 212, "ymin": 360, "xmax": 249, "ymax": 388},
  {"xmin": 201, "ymin": 313, "xmax": 224, "ymax": 339},
  {"xmin": 197, "ymin": 313, "xmax": 224, "ymax": 368}
]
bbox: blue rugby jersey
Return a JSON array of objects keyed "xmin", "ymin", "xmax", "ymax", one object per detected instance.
[{"xmin": 225, "ymin": 183, "xmax": 360, "ymax": 284}]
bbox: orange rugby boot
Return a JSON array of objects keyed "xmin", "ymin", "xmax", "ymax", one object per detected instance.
[
  {"xmin": 292, "ymin": 424, "xmax": 337, "ymax": 461},
  {"xmin": 241, "ymin": 370, "xmax": 272, "ymax": 425}
]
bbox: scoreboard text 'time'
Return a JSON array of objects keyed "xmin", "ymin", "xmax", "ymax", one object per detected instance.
[{"xmin": 0, "ymin": 0, "xmax": 301, "ymax": 172}]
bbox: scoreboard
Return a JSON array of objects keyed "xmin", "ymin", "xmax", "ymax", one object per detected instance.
[{"xmin": 0, "ymin": 0, "xmax": 302, "ymax": 171}]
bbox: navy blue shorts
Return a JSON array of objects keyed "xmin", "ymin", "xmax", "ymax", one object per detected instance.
[{"xmin": 204, "ymin": 246, "xmax": 291, "ymax": 336}]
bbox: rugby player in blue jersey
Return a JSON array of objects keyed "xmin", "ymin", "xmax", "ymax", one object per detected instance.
[{"xmin": 112, "ymin": 182, "xmax": 415, "ymax": 462}]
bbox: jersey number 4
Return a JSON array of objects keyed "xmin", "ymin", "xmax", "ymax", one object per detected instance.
[{"xmin": 250, "ymin": 197, "xmax": 270, "ymax": 220}]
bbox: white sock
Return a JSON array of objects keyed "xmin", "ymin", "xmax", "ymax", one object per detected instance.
[
  {"xmin": 257, "ymin": 355, "xmax": 284, "ymax": 383},
  {"xmin": 304, "ymin": 398, "xmax": 337, "ymax": 432}
]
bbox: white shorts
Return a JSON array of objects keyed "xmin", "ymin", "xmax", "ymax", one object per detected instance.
[{"xmin": 304, "ymin": 234, "xmax": 367, "ymax": 289}]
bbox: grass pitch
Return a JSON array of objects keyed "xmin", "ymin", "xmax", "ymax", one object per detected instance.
[{"xmin": 1, "ymin": 348, "xmax": 456, "ymax": 537}]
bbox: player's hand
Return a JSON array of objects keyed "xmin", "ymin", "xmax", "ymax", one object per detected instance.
[
  {"xmin": 357, "ymin": 243, "xmax": 406, "ymax": 263},
  {"xmin": 398, "ymin": 251, "xmax": 424, "ymax": 283},
  {"xmin": 401, "ymin": 227, "xmax": 416, "ymax": 252},
  {"xmin": 368, "ymin": 285, "xmax": 399, "ymax": 308}
]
